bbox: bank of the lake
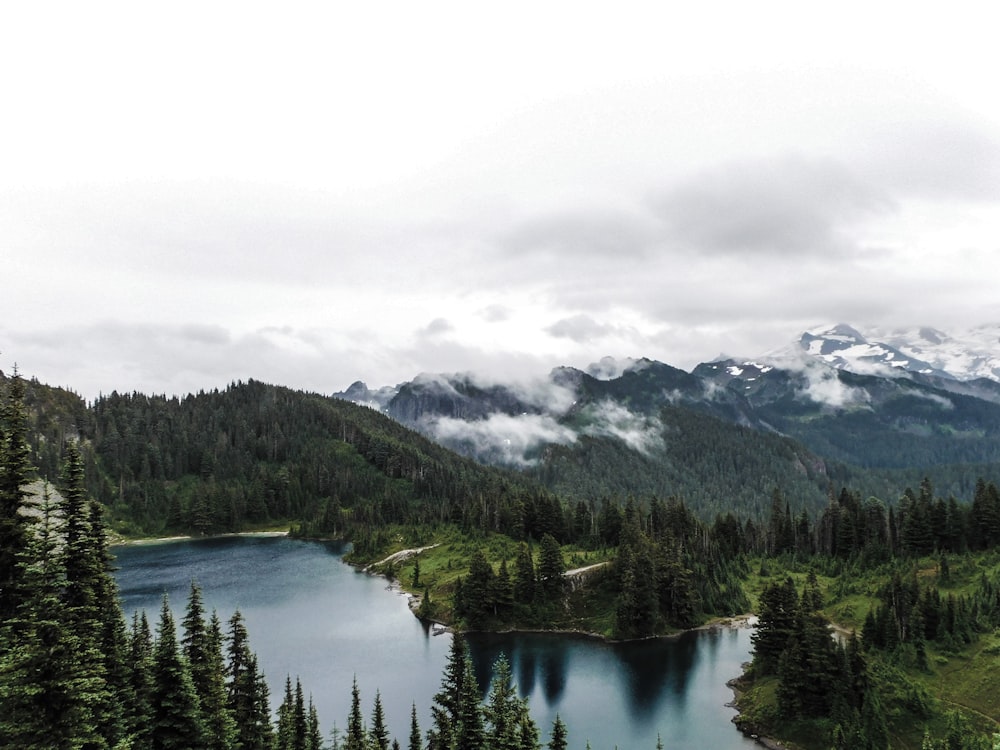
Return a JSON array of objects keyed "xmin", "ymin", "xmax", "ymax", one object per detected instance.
[{"xmin": 113, "ymin": 535, "xmax": 759, "ymax": 750}]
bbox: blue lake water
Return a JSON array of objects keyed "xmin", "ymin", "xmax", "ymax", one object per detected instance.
[{"xmin": 113, "ymin": 535, "xmax": 757, "ymax": 750}]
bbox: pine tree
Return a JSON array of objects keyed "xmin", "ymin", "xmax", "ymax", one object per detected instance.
[
  {"xmin": 408, "ymin": 703, "xmax": 422, "ymax": 750},
  {"xmin": 226, "ymin": 610, "xmax": 272, "ymax": 750},
  {"xmin": 278, "ymin": 676, "xmax": 296, "ymax": 750},
  {"xmin": 184, "ymin": 583, "xmax": 234, "ymax": 749},
  {"xmin": 127, "ymin": 610, "xmax": 156, "ymax": 747},
  {"xmin": 370, "ymin": 690, "xmax": 390, "ymax": 750},
  {"xmin": 547, "ymin": 715, "xmax": 568, "ymax": 750},
  {"xmin": 0, "ymin": 483, "xmax": 102, "ymax": 749},
  {"xmin": 57, "ymin": 442, "xmax": 119, "ymax": 745},
  {"xmin": 454, "ymin": 646, "xmax": 485, "ymax": 750},
  {"xmin": 537, "ymin": 534, "xmax": 565, "ymax": 599},
  {"xmin": 514, "ymin": 543, "xmax": 536, "ymax": 605},
  {"xmin": 294, "ymin": 679, "xmax": 308, "ymax": 750},
  {"xmin": 86, "ymin": 498, "xmax": 131, "ymax": 747},
  {"xmin": 751, "ymin": 576, "xmax": 799, "ymax": 675},
  {"xmin": 429, "ymin": 636, "xmax": 467, "ymax": 749},
  {"xmin": 345, "ymin": 676, "xmax": 366, "ymax": 750},
  {"xmin": 0, "ymin": 368, "xmax": 33, "ymax": 621},
  {"xmin": 151, "ymin": 595, "xmax": 205, "ymax": 750},
  {"xmin": 203, "ymin": 611, "xmax": 237, "ymax": 750},
  {"xmin": 484, "ymin": 653, "xmax": 521, "ymax": 750},
  {"xmin": 306, "ymin": 698, "xmax": 323, "ymax": 750}
]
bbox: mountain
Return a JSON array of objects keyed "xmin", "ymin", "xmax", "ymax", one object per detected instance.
[
  {"xmin": 781, "ymin": 322, "xmax": 1000, "ymax": 385},
  {"xmin": 333, "ymin": 329, "xmax": 1000, "ymax": 513}
]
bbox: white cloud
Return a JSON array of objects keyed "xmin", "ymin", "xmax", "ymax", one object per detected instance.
[{"xmin": 4, "ymin": 3, "xmax": 1000, "ymax": 398}]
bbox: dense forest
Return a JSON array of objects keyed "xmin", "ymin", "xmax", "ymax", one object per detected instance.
[
  {"xmin": 6, "ymin": 369, "xmax": 1000, "ymax": 748},
  {"xmin": 4, "ymin": 370, "xmax": 676, "ymax": 749}
]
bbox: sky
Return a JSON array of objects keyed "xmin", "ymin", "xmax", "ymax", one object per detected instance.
[{"xmin": 3, "ymin": 2, "xmax": 1000, "ymax": 401}]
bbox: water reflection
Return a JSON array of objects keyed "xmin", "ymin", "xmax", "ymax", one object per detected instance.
[{"xmin": 115, "ymin": 537, "xmax": 758, "ymax": 750}]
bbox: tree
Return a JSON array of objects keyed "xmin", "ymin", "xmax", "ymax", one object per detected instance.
[
  {"xmin": 0, "ymin": 483, "xmax": 103, "ymax": 749},
  {"xmin": 751, "ymin": 576, "xmax": 799, "ymax": 675},
  {"xmin": 151, "ymin": 595, "xmax": 205, "ymax": 750},
  {"xmin": 408, "ymin": 703, "xmax": 422, "ymax": 750},
  {"xmin": 370, "ymin": 690, "xmax": 390, "ymax": 750},
  {"xmin": 484, "ymin": 653, "xmax": 522, "ymax": 750},
  {"xmin": 430, "ymin": 636, "xmax": 476, "ymax": 750},
  {"xmin": 184, "ymin": 584, "xmax": 235, "ymax": 750},
  {"xmin": 514, "ymin": 543, "xmax": 535, "ymax": 604},
  {"xmin": 128, "ymin": 610, "xmax": 156, "ymax": 747},
  {"xmin": 345, "ymin": 676, "xmax": 366, "ymax": 750},
  {"xmin": 226, "ymin": 610, "xmax": 273, "ymax": 750},
  {"xmin": 0, "ymin": 369, "xmax": 33, "ymax": 620},
  {"xmin": 537, "ymin": 534, "xmax": 565, "ymax": 599},
  {"xmin": 454, "ymin": 650, "xmax": 485, "ymax": 750},
  {"xmin": 547, "ymin": 715, "xmax": 568, "ymax": 750}
]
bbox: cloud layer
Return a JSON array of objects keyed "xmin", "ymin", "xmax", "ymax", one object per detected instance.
[{"xmin": 3, "ymin": 4, "xmax": 1000, "ymax": 400}]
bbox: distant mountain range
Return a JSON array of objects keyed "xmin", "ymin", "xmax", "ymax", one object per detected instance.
[
  {"xmin": 774, "ymin": 323, "xmax": 1000, "ymax": 384},
  {"xmin": 334, "ymin": 324, "xmax": 1000, "ymax": 511}
]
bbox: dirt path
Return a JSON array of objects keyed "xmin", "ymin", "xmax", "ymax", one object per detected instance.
[
  {"xmin": 564, "ymin": 561, "xmax": 610, "ymax": 577},
  {"xmin": 364, "ymin": 544, "xmax": 440, "ymax": 571}
]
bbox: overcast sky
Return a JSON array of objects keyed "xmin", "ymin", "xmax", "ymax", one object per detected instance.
[{"xmin": 3, "ymin": 2, "xmax": 1000, "ymax": 401}]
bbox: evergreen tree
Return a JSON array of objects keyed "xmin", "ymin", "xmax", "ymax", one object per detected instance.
[
  {"xmin": 408, "ymin": 703, "xmax": 422, "ymax": 750},
  {"xmin": 345, "ymin": 676, "xmax": 366, "ymax": 750},
  {"xmin": 0, "ymin": 369, "xmax": 33, "ymax": 621},
  {"xmin": 278, "ymin": 676, "xmax": 296, "ymax": 750},
  {"xmin": 751, "ymin": 576, "xmax": 799, "ymax": 675},
  {"xmin": 183, "ymin": 583, "xmax": 234, "ymax": 749},
  {"xmin": 127, "ymin": 610, "xmax": 156, "ymax": 748},
  {"xmin": 454, "ymin": 649, "xmax": 485, "ymax": 750},
  {"xmin": 537, "ymin": 534, "xmax": 565, "ymax": 599},
  {"xmin": 86, "ymin": 498, "xmax": 131, "ymax": 748},
  {"xmin": 151, "ymin": 595, "xmax": 205, "ymax": 750},
  {"xmin": 370, "ymin": 690, "xmax": 390, "ymax": 750},
  {"xmin": 547, "ymin": 715, "xmax": 568, "ymax": 750},
  {"xmin": 306, "ymin": 698, "xmax": 323, "ymax": 750},
  {"xmin": 484, "ymin": 653, "xmax": 522, "ymax": 750},
  {"xmin": 226, "ymin": 610, "xmax": 273, "ymax": 750},
  {"xmin": 514, "ymin": 543, "xmax": 536, "ymax": 605},
  {"xmin": 204, "ymin": 612, "xmax": 237, "ymax": 750},
  {"xmin": 0, "ymin": 483, "xmax": 103, "ymax": 749}
]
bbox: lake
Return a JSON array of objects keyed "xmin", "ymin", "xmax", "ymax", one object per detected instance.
[{"xmin": 113, "ymin": 535, "xmax": 758, "ymax": 750}]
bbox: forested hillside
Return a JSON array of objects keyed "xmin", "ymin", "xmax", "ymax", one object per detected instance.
[{"xmin": 7, "ymin": 372, "xmax": 554, "ymax": 541}]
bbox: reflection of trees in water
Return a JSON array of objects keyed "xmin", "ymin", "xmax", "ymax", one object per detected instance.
[
  {"xmin": 538, "ymin": 638, "xmax": 568, "ymax": 705},
  {"xmin": 465, "ymin": 634, "xmax": 512, "ymax": 699},
  {"xmin": 614, "ymin": 630, "xmax": 700, "ymax": 724},
  {"xmin": 516, "ymin": 646, "xmax": 537, "ymax": 698}
]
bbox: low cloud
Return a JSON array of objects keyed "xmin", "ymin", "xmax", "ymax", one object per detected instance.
[
  {"xmin": 579, "ymin": 400, "xmax": 663, "ymax": 454},
  {"xmin": 427, "ymin": 413, "xmax": 577, "ymax": 467},
  {"xmin": 795, "ymin": 364, "xmax": 872, "ymax": 410}
]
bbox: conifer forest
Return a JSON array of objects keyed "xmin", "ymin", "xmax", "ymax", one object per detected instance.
[{"xmin": 4, "ymin": 370, "xmax": 1000, "ymax": 749}]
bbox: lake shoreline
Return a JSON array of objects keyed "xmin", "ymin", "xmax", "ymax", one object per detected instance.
[{"xmin": 113, "ymin": 529, "xmax": 290, "ymax": 546}]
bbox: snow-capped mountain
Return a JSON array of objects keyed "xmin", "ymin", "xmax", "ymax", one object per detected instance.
[
  {"xmin": 870, "ymin": 324, "xmax": 1000, "ymax": 383},
  {"xmin": 778, "ymin": 323, "xmax": 1000, "ymax": 383}
]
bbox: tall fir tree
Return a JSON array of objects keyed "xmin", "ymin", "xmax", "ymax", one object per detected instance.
[
  {"xmin": 226, "ymin": 610, "xmax": 273, "ymax": 750},
  {"xmin": 370, "ymin": 690, "xmax": 390, "ymax": 750},
  {"xmin": 0, "ymin": 369, "xmax": 34, "ymax": 620},
  {"xmin": 408, "ymin": 703, "xmax": 422, "ymax": 750},
  {"xmin": 345, "ymin": 676, "xmax": 366, "ymax": 750},
  {"xmin": 183, "ymin": 584, "xmax": 235, "ymax": 750},
  {"xmin": 484, "ymin": 653, "xmax": 522, "ymax": 750},
  {"xmin": 547, "ymin": 715, "xmax": 568, "ymax": 750},
  {"xmin": 0, "ymin": 483, "xmax": 103, "ymax": 749},
  {"xmin": 151, "ymin": 595, "xmax": 206, "ymax": 750}
]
